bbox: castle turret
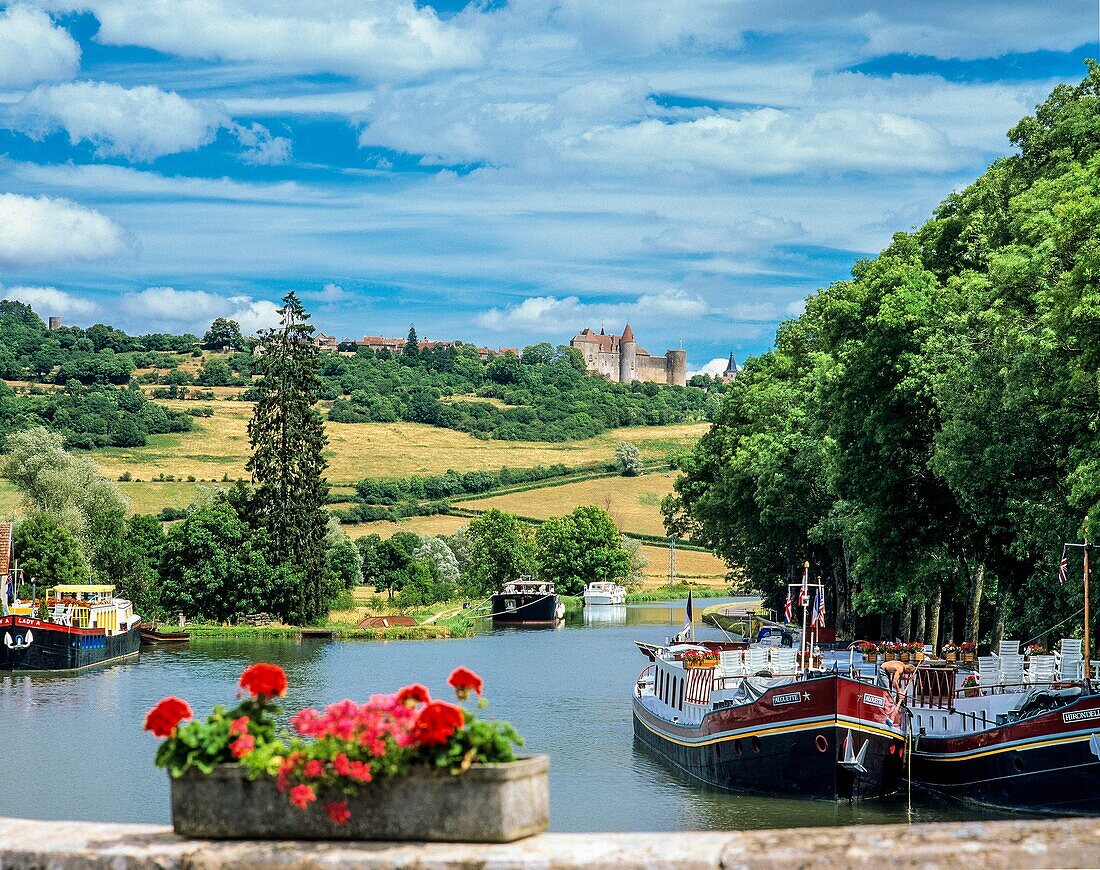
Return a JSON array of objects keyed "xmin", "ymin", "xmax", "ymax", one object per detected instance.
[
  {"xmin": 722, "ymin": 351, "xmax": 739, "ymax": 381},
  {"xmin": 667, "ymin": 348, "xmax": 687, "ymax": 387},
  {"xmin": 619, "ymin": 323, "xmax": 637, "ymax": 383}
]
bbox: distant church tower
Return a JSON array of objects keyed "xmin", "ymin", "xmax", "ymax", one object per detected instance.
[
  {"xmin": 721, "ymin": 351, "xmax": 740, "ymax": 382},
  {"xmin": 618, "ymin": 323, "xmax": 637, "ymax": 383}
]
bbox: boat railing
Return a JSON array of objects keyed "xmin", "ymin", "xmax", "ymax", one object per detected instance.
[{"xmin": 636, "ymin": 664, "xmax": 654, "ymax": 697}]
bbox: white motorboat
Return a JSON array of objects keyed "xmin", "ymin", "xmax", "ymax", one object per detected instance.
[{"xmin": 583, "ymin": 581, "xmax": 626, "ymax": 606}]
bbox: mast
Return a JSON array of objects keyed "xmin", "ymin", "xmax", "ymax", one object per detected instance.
[
  {"xmin": 800, "ymin": 561, "xmax": 810, "ymax": 679},
  {"xmin": 1085, "ymin": 535, "xmax": 1091, "ymax": 682}
]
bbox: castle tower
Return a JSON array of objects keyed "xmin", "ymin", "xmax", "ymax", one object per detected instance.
[
  {"xmin": 619, "ymin": 323, "xmax": 637, "ymax": 383},
  {"xmin": 667, "ymin": 348, "xmax": 687, "ymax": 387},
  {"xmin": 48, "ymin": 316, "xmax": 60, "ymax": 331},
  {"xmin": 722, "ymin": 351, "xmax": 739, "ymax": 381}
]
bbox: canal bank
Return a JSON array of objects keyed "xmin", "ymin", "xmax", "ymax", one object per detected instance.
[{"xmin": 1, "ymin": 816, "xmax": 1098, "ymax": 869}]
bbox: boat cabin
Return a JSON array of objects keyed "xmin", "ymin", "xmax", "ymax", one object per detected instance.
[{"xmin": 46, "ymin": 584, "xmax": 135, "ymax": 636}]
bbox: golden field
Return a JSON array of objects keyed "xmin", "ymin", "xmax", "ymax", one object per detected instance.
[
  {"xmin": 90, "ymin": 400, "xmax": 707, "ymax": 485},
  {"xmin": 454, "ymin": 472, "xmax": 677, "ymax": 537}
]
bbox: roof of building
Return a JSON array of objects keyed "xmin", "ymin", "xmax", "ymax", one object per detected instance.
[
  {"xmin": 724, "ymin": 352, "xmax": 739, "ymax": 375},
  {"xmin": 621, "ymin": 323, "xmax": 635, "ymax": 342},
  {"xmin": 571, "ymin": 328, "xmax": 620, "ymax": 352}
]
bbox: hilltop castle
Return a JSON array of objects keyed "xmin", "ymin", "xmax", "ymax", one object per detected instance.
[{"xmin": 570, "ymin": 325, "xmax": 687, "ymax": 387}]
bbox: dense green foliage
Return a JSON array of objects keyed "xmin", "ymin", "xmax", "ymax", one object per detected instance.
[
  {"xmin": 13, "ymin": 512, "xmax": 90, "ymax": 588},
  {"xmin": 324, "ymin": 341, "xmax": 709, "ymax": 441},
  {"xmin": 535, "ymin": 506, "xmax": 631, "ymax": 595},
  {"xmin": 665, "ymin": 68, "xmax": 1100, "ymax": 648},
  {"xmin": 463, "ymin": 510, "xmax": 536, "ymax": 596},
  {"xmin": 247, "ymin": 292, "xmax": 332, "ymax": 625}
]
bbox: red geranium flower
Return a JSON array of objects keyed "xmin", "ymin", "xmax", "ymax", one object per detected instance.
[
  {"xmin": 229, "ymin": 715, "xmax": 250, "ymax": 737},
  {"xmin": 143, "ymin": 696, "xmax": 193, "ymax": 738},
  {"xmin": 397, "ymin": 683, "xmax": 430, "ymax": 706},
  {"xmin": 447, "ymin": 667, "xmax": 483, "ymax": 700},
  {"xmin": 239, "ymin": 663, "xmax": 288, "ymax": 699},
  {"xmin": 304, "ymin": 759, "xmax": 324, "ymax": 779},
  {"xmin": 325, "ymin": 801, "xmax": 351, "ymax": 825},
  {"xmin": 289, "ymin": 784, "xmax": 316, "ymax": 810},
  {"xmin": 413, "ymin": 700, "xmax": 464, "ymax": 745},
  {"xmin": 230, "ymin": 735, "xmax": 255, "ymax": 758}
]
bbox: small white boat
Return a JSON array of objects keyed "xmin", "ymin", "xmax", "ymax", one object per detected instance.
[{"xmin": 583, "ymin": 581, "xmax": 626, "ymax": 606}]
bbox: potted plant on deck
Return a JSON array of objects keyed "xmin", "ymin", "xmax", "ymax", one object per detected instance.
[
  {"xmin": 145, "ymin": 663, "xmax": 548, "ymax": 842},
  {"xmin": 1025, "ymin": 643, "xmax": 1047, "ymax": 658},
  {"xmin": 942, "ymin": 642, "xmax": 958, "ymax": 662},
  {"xmin": 959, "ymin": 641, "xmax": 977, "ymax": 663},
  {"xmin": 959, "ymin": 674, "xmax": 979, "ymax": 698},
  {"xmin": 858, "ymin": 641, "xmax": 877, "ymax": 663},
  {"xmin": 681, "ymin": 649, "xmax": 719, "ymax": 669}
]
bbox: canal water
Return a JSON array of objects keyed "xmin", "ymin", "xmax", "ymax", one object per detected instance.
[{"xmin": 0, "ymin": 600, "xmax": 1015, "ymax": 831}]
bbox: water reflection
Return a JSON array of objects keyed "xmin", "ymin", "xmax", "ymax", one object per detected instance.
[
  {"xmin": 0, "ymin": 600, "xmax": 1017, "ymax": 831},
  {"xmin": 583, "ymin": 605, "xmax": 626, "ymax": 626}
]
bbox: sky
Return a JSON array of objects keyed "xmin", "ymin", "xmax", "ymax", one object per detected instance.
[{"xmin": 0, "ymin": 2, "xmax": 1096, "ymax": 374}]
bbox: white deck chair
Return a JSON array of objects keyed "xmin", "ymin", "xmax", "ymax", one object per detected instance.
[
  {"xmin": 771, "ymin": 648, "xmax": 798, "ymax": 674},
  {"xmin": 1059, "ymin": 639, "xmax": 1083, "ymax": 680},
  {"xmin": 977, "ymin": 656, "xmax": 1001, "ymax": 693},
  {"xmin": 1026, "ymin": 654, "xmax": 1056, "ymax": 684},
  {"xmin": 718, "ymin": 649, "xmax": 746, "ymax": 677},
  {"xmin": 998, "ymin": 639, "xmax": 1021, "ymax": 656},
  {"xmin": 1000, "ymin": 653, "xmax": 1025, "ymax": 691},
  {"xmin": 746, "ymin": 647, "xmax": 769, "ymax": 674}
]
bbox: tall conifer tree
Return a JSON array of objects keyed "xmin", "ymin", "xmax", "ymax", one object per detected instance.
[{"xmin": 247, "ymin": 292, "xmax": 330, "ymax": 623}]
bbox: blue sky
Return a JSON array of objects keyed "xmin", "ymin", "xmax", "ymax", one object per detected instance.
[{"xmin": 0, "ymin": 1, "xmax": 1095, "ymax": 374}]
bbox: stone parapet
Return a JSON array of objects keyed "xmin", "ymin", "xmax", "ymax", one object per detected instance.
[{"xmin": 2, "ymin": 816, "xmax": 1099, "ymax": 869}]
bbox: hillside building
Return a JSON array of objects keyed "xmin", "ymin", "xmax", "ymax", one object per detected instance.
[
  {"xmin": 721, "ymin": 352, "xmax": 740, "ymax": 382},
  {"xmin": 570, "ymin": 324, "xmax": 687, "ymax": 387}
]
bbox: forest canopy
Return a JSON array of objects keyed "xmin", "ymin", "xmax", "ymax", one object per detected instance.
[{"xmin": 665, "ymin": 65, "xmax": 1100, "ymax": 650}]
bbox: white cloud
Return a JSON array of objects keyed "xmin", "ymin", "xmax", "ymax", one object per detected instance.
[
  {"xmin": 118, "ymin": 286, "xmax": 280, "ymax": 336},
  {"xmin": 14, "ymin": 81, "xmax": 225, "ymax": 162},
  {"xmin": 688, "ymin": 356, "xmax": 732, "ymax": 379},
  {"xmin": 0, "ymin": 193, "xmax": 129, "ymax": 266},
  {"xmin": 2, "ymin": 285, "xmax": 98, "ymax": 318},
  {"xmin": 226, "ymin": 298, "xmax": 281, "ymax": 335},
  {"xmin": 566, "ymin": 108, "xmax": 956, "ymax": 176},
  {"xmin": 304, "ymin": 282, "xmax": 350, "ymax": 302},
  {"xmin": 0, "ymin": 6, "xmax": 80, "ymax": 88},
  {"xmin": 72, "ymin": 0, "xmax": 483, "ymax": 82},
  {"xmin": 232, "ymin": 122, "xmax": 292, "ymax": 165},
  {"xmin": 479, "ymin": 288, "xmax": 708, "ymax": 333}
]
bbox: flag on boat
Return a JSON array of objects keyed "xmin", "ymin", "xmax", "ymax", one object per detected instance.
[
  {"xmin": 679, "ymin": 588, "xmax": 694, "ymax": 641},
  {"xmin": 1059, "ymin": 545, "xmax": 1069, "ymax": 585},
  {"xmin": 784, "ymin": 589, "xmax": 793, "ymax": 623},
  {"xmin": 799, "ymin": 564, "xmax": 809, "ymax": 607},
  {"xmin": 811, "ymin": 588, "xmax": 825, "ymax": 628}
]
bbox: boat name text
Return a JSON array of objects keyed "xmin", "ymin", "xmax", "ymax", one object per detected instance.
[
  {"xmin": 772, "ymin": 692, "xmax": 802, "ymax": 706},
  {"xmin": 1062, "ymin": 708, "xmax": 1100, "ymax": 724},
  {"xmin": 862, "ymin": 693, "xmax": 886, "ymax": 708}
]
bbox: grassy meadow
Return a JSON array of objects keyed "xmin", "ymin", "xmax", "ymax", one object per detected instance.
[
  {"xmin": 89, "ymin": 399, "xmax": 706, "ymax": 486},
  {"xmin": 454, "ymin": 472, "xmax": 678, "ymax": 537}
]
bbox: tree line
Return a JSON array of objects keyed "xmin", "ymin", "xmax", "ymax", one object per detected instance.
[{"xmin": 664, "ymin": 67, "xmax": 1100, "ymax": 650}]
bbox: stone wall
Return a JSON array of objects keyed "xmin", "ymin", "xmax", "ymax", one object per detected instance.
[{"xmin": 2, "ymin": 816, "xmax": 1099, "ymax": 869}]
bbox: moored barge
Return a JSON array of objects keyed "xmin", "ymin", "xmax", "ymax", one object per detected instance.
[
  {"xmin": 2, "ymin": 583, "xmax": 141, "ymax": 672},
  {"xmin": 491, "ymin": 578, "xmax": 565, "ymax": 625},
  {"xmin": 632, "ymin": 641, "xmax": 905, "ymax": 799}
]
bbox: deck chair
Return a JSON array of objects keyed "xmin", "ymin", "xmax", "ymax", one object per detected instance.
[
  {"xmin": 1026, "ymin": 654, "xmax": 1056, "ymax": 684},
  {"xmin": 978, "ymin": 656, "xmax": 1001, "ymax": 693},
  {"xmin": 718, "ymin": 649, "xmax": 746, "ymax": 677},
  {"xmin": 1059, "ymin": 639, "xmax": 1083, "ymax": 681},
  {"xmin": 1000, "ymin": 653, "xmax": 1025, "ymax": 691},
  {"xmin": 771, "ymin": 648, "xmax": 798, "ymax": 674},
  {"xmin": 998, "ymin": 639, "xmax": 1021, "ymax": 657},
  {"xmin": 746, "ymin": 647, "xmax": 769, "ymax": 674}
]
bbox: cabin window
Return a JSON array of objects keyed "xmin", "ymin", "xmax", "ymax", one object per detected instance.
[
  {"xmin": 677, "ymin": 678, "xmax": 683, "ymax": 710},
  {"xmin": 943, "ymin": 716, "xmax": 948, "ymax": 731}
]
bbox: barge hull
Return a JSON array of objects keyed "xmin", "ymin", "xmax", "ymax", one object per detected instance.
[
  {"xmin": 0, "ymin": 616, "xmax": 140, "ymax": 672},
  {"xmin": 910, "ymin": 697, "xmax": 1100, "ymax": 814}
]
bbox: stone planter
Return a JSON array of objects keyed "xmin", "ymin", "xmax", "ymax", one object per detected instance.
[{"xmin": 170, "ymin": 755, "xmax": 550, "ymax": 842}]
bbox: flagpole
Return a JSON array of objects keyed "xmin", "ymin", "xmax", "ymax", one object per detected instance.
[
  {"xmin": 800, "ymin": 561, "xmax": 810, "ymax": 679},
  {"xmin": 1085, "ymin": 535, "xmax": 1091, "ymax": 682}
]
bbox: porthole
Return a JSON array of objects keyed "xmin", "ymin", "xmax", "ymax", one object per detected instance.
[
  {"xmin": 751, "ymin": 736, "xmax": 761, "ymax": 753},
  {"xmin": 1012, "ymin": 753, "xmax": 1024, "ymax": 773}
]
